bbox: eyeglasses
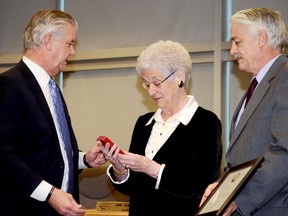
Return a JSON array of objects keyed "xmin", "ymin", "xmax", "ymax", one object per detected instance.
[{"xmin": 141, "ymin": 70, "xmax": 176, "ymax": 89}]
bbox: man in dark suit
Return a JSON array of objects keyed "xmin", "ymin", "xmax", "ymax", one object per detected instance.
[
  {"xmin": 200, "ymin": 8, "xmax": 288, "ymax": 216},
  {"xmin": 0, "ymin": 10, "xmax": 106, "ymax": 216}
]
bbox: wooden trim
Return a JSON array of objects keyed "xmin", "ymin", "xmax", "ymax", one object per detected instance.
[{"xmin": 0, "ymin": 42, "xmax": 231, "ymax": 72}]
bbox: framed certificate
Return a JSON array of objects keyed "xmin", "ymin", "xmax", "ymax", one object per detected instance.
[{"xmin": 195, "ymin": 157, "xmax": 264, "ymax": 216}]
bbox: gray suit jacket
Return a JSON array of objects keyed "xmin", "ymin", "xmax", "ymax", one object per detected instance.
[{"xmin": 226, "ymin": 55, "xmax": 288, "ymax": 216}]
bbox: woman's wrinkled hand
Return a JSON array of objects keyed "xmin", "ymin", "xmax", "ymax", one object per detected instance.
[
  {"xmin": 117, "ymin": 152, "xmax": 161, "ymax": 179},
  {"xmin": 98, "ymin": 140, "xmax": 127, "ymax": 172}
]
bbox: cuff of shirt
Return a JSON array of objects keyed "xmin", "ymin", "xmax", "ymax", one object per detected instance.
[
  {"xmin": 30, "ymin": 181, "xmax": 53, "ymax": 202},
  {"xmin": 155, "ymin": 163, "xmax": 166, "ymax": 189},
  {"xmin": 78, "ymin": 151, "xmax": 87, "ymax": 169},
  {"xmin": 106, "ymin": 164, "xmax": 130, "ymax": 184}
]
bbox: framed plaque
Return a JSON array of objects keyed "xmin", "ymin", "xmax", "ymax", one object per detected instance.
[{"xmin": 195, "ymin": 157, "xmax": 264, "ymax": 216}]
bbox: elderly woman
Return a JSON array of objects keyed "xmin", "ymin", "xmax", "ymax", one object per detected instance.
[{"xmin": 99, "ymin": 40, "xmax": 222, "ymax": 216}]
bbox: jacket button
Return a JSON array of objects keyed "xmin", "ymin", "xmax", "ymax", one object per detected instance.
[{"xmin": 59, "ymin": 162, "xmax": 64, "ymax": 169}]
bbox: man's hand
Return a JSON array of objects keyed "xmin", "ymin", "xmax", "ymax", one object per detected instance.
[
  {"xmin": 199, "ymin": 182, "xmax": 238, "ymax": 216},
  {"xmin": 199, "ymin": 182, "xmax": 218, "ymax": 206},
  {"xmin": 222, "ymin": 201, "xmax": 238, "ymax": 216},
  {"xmin": 85, "ymin": 143, "xmax": 107, "ymax": 167},
  {"xmin": 48, "ymin": 188, "xmax": 85, "ymax": 216}
]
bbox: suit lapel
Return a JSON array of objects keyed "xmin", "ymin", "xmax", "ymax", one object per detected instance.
[
  {"xmin": 18, "ymin": 61, "xmax": 62, "ymax": 152},
  {"xmin": 229, "ymin": 80, "xmax": 269, "ymax": 147},
  {"xmin": 18, "ymin": 61, "xmax": 54, "ymax": 125},
  {"xmin": 230, "ymin": 95, "xmax": 245, "ymax": 137}
]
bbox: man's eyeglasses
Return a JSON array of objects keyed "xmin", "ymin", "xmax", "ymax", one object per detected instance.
[{"xmin": 142, "ymin": 70, "xmax": 177, "ymax": 89}]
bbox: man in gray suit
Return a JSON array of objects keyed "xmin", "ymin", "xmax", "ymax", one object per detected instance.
[{"xmin": 200, "ymin": 8, "xmax": 288, "ymax": 216}]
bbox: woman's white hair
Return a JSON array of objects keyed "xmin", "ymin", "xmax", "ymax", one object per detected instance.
[{"xmin": 136, "ymin": 40, "xmax": 192, "ymax": 89}]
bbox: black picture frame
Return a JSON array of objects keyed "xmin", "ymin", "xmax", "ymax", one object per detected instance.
[{"xmin": 195, "ymin": 157, "xmax": 264, "ymax": 216}]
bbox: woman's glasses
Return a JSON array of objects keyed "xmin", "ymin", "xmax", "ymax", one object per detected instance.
[{"xmin": 142, "ymin": 70, "xmax": 176, "ymax": 89}]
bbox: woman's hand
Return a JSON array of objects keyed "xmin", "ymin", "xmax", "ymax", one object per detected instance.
[
  {"xmin": 98, "ymin": 140, "xmax": 127, "ymax": 173},
  {"xmin": 98, "ymin": 141, "xmax": 161, "ymax": 179},
  {"xmin": 118, "ymin": 152, "xmax": 161, "ymax": 179}
]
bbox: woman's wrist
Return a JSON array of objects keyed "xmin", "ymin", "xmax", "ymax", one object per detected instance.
[{"xmin": 112, "ymin": 166, "xmax": 128, "ymax": 175}]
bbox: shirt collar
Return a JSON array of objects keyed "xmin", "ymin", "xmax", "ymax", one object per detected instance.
[
  {"xmin": 22, "ymin": 56, "xmax": 51, "ymax": 90},
  {"xmin": 146, "ymin": 95, "xmax": 199, "ymax": 126},
  {"xmin": 255, "ymin": 54, "xmax": 282, "ymax": 83}
]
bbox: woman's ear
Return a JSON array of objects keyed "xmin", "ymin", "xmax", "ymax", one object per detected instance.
[
  {"xmin": 176, "ymin": 69, "xmax": 185, "ymax": 88},
  {"xmin": 176, "ymin": 69, "xmax": 185, "ymax": 80}
]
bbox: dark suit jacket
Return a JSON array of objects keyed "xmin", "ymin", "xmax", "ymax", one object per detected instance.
[
  {"xmin": 227, "ymin": 55, "xmax": 288, "ymax": 216},
  {"xmin": 111, "ymin": 106, "xmax": 222, "ymax": 216},
  {"xmin": 0, "ymin": 60, "xmax": 80, "ymax": 216}
]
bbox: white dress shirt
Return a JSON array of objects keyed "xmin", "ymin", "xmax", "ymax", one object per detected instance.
[{"xmin": 22, "ymin": 56, "xmax": 86, "ymax": 201}]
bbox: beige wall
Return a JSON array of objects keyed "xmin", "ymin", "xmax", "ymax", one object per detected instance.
[
  {"xmin": 63, "ymin": 62, "xmax": 215, "ymax": 152},
  {"xmin": 1, "ymin": 0, "xmax": 288, "ymax": 155}
]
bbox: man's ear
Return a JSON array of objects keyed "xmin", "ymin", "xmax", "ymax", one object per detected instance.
[
  {"xmin": 43, "ymin": 33, "xmax": 54, "ymax": 49},
  {"xmin": 258, "ymin": 31, "xmax": 268, "ymax": 47}
]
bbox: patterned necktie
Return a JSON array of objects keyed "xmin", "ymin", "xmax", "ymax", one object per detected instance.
[
  {"xmin": 49, "ymin": 78, "xmax": 74, "ymax": 194},
  {"xmin": 245, "ymin": 78, "xmax": 258, "ymax": 108}
]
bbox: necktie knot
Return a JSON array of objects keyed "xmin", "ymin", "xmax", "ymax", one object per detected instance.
[
  {"xmin": 49, "ymin": 78, "xmax": 56, "ymax": 89},
  {"xmin": 245, "ymin": 78, "xmax": 258, "ymax": 107},
  {"xmin": 49, "ymin": 78, "xmax": 58, "ymax": 97}
]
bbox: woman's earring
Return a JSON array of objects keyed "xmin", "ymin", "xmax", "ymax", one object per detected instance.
[{"xmin": 178, "ymin": 80, "xmax": 184, "ymax": 88}]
